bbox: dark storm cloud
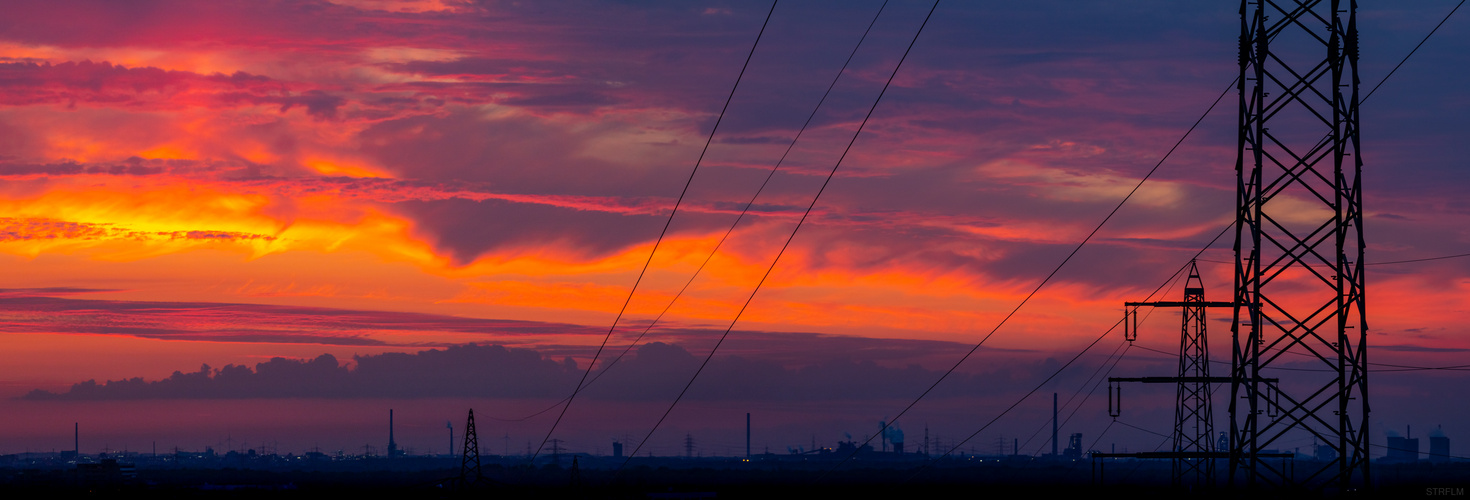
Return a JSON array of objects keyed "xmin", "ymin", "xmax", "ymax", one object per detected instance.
[
  {"xmin": 20, "ymin": 341, "xmax": 1062, "ymax": 402},
  {"xmin": 632, "ymin": 325, "xmax": 1034, "ymax": 369},
  {"xmin": 0, "ymin": 288, "xmax": 1029, "ymax": 370},
  {"xmin": 576, "ymin": 342, "xmax": 1057, "ymax": 403},
  {"xmin": 19, "ymin": 344, "xmax": 579, "ymax": 400},
  {"xmin": 393, "ymin": 198, "xmax": 667, "ymax": 263}
]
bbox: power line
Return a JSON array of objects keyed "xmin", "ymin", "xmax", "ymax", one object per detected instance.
[
  {"xmin": 904, "ymin": 226, "xmax": 1232, "ymax": 479},
  {"xmin": 1101, "ymin": 0, "xmax": 1470, "ymax": 387},
  {"xmin": 481, "ymin": 0, "xmax": 893, "ymax": 426},
  {"xmin": 829, "ymin": 75, "xmax": 1240, "ymax": 476},
  {"xmin": 1113, "ymin": 419, "xmax": 1170, "ymax": 440},
  {"xmin": 1130, "ymin": 342, "xmax": 1470, "ymax": 373},
  {"xmin": 569, "ymin": 0, "xmax": 1465, "ymax": 467},
  {"xmin": 919, "ymin": 318, "xmax": 1118, "ymax": 469},
  {"xmin": 1367, "ymin": 362, "xmax": 1470, "ymax": 371},
  {"xmin": 1193, "ymin": 251, "xmax": 1470, "ymax": 267},
  {"xmin": 1117, "ymin": 430, "xmax": 1177, "ymax": 483},
  {"xmin": 618, "ymin": 0, "xmax": 940, "ymax": 472},
  {"xmin": 1016, "ymin": 266, "xmax": 1190, "ymax": 456},
  {"xmin": 1361, "ymin": 0, "xmax": 1466, "ymax": 104},
  {"xmin": 1024, "ymin": 264, "xmax": 1194, "ymax": 455},
  {"xmin": 1085, "ymin": 419, "xmax": 1117, "ymax": 455},
  {"xmin": 1018, "ymin": 337, "xmax": 1129, "ymax": 455},
  {"xmin": 889, "ymin": 253, "xmax": 1214, "ymax": 481},
  {"xmin": 1040, "ymin": 342, "xmax": 1137, "ymax": 456},
  {"xmin": 914, "ymin": 0, "xmax": 1469, "ymax": 482},
  {"xmin": 890, "ymin": 0, "xmax": 1465, "ymax": 468},
  {"xmin": 1369, "ymin": 442, "xmax": 1470, "ymax": 462},
  {"xmin": 529, "ymin": 0, "xmax": 780, "ymax": 461},
  {"xmin": 1366, "ymin": 252, "xmax": 1470, "ymax": 266},
  {"xmin": 551, "ymin": 0, "xmax": 888, "ymax": 415}
]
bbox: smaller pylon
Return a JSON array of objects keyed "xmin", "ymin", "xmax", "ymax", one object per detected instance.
[
  {"xmin": 1104, "ymin": 260, "xmax": 1253, "ymax": 488},
  {"xmin": 437, "ymin": 409, "xmax": 494, "ymax": 491},
  {"xmin": 460, "ymin": 409, "xmax": 481, "ymax": 482}
]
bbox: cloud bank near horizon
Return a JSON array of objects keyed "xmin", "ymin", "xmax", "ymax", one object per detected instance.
[{"xmin": 20, "ymin": 341, "xmax": 1069, "ymax": 402}]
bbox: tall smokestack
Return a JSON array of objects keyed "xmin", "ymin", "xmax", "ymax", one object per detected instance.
[
  {"xmin": 746, "ymin": 413, "xmax": 751, "ymax": 458},
  {"xmin": 1052, "ymin": 393, "xmax": 1059, "ymax": 457},
  {"xmin": 388, "ymin": 409, "xmax": 398, "ymax": 458},
  {"xmin": 74, "ymin": 422, "xmax": 79, "ymax": 456}
]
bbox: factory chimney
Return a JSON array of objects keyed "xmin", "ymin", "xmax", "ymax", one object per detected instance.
[
  {"xmin": 388, "ymin": 409, "xmax": 399, "ymax": 458},
  {"xmin": 1052, "ymin": 393, "xmax": 1059, "ymax": 457}
]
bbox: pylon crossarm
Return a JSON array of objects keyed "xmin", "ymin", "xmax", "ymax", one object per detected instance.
[{"xmin": 1124, "ymin": 301, "xmax": 1234, "ymax": 308}]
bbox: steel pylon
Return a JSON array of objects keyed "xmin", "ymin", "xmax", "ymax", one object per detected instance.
[
  {"xmin": 1230, "ymin": 0, "xmax": 1369, "ymax": 492},
  {"xmin": 461, "ymin": 408, "xmax": 482, "ymax": 482},
  {"xmin": 1173, "ymin": 263, "xmax": 1216, "ymax": 485},
  {"xmin": 1111, "ymin": 260, "xmax": 1233, "ymax": 488}
]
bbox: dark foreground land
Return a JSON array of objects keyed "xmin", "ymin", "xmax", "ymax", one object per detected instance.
[{"xmin": 1, "ymin": 456, "xmax": 1466, "ymax": 498}]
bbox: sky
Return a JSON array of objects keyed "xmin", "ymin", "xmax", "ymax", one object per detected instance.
[{"xmin": 0, "ymin": 0, "xmax": 1466, "ymax": 460}]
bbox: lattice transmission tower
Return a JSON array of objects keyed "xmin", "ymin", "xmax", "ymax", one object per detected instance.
[
  {"xmin": 1229, "ymin": 0, "xmax": 1369, "ymax": 491},
  {"xmin": 460, "ymin": 408, "xmax": 482, "ymax": 483},
  {"xmin": 1108, "ymin": 260, "xmax": 1241, "ymax": 488}
]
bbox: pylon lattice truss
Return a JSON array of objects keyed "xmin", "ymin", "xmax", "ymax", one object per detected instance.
[{"xmin": 1229, "ymin": 0, "xmax": 1369, "ymax": 491}]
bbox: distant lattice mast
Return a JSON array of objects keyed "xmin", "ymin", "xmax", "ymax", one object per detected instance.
[
  {"xmin": 1173, "ymin": 263, "xmax": 1215, "ymax": 485},
  {"xmin": 460, "ymin": 409, "xmax": 482, "ymax": 482},
  {"xmin": 1110, "ymin": 260, "xmax": 1233, "ymax": 487}
]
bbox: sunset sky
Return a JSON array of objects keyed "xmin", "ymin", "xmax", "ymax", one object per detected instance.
[{"xmin": 0, "ymin": 1, "xmax": 1465, "ymax": 459}]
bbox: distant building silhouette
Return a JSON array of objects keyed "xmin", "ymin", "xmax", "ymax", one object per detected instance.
[
  {"xmin": 1315, "ymin": 442, "xmax": 1337, "ymax": 462},
  {"xmin": 1430, "ymin": 426, "xmax": 1451, "ymax": 463},
  {"xmin": 834, "ymin": 440, "xmax": 873, "ymax": 457},
  {"xmin": 1387, "ymin": 426, "xmax": 1420, "ymax": 463},
  {"xmin": 1064, "ymin": 433, "xmax": 1083, "ymax": 459}
]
